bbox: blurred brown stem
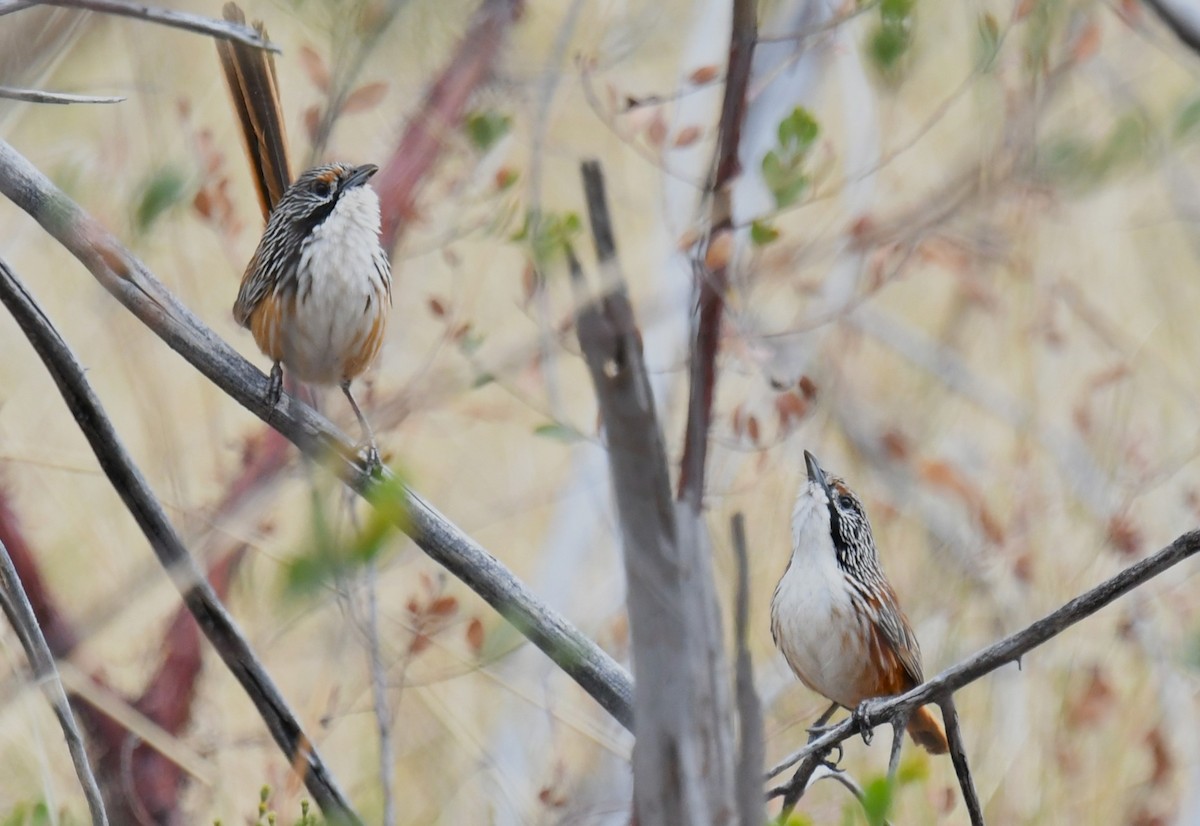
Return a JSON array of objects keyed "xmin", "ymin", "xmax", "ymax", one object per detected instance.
[{"xmin": 22, "ymin": 0, "xmax": 278, "ymax": 50}]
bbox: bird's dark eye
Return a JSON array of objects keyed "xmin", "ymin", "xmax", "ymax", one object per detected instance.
[
  {"xmin": 312, "ymin": 180, "xmax": 333, "ymax": 198},
  {"xmin": 838, "ymin": 495, "xmax": 854, "ymax": 509}
]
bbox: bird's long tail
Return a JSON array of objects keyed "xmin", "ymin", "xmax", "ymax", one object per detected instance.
[
  {"xmin": 907, "ymin": 704, "xmax": 949, "ymax": 754},
  {"xmin": 216, "ymin": 2, "xmax": 291, "ymax": 220}
]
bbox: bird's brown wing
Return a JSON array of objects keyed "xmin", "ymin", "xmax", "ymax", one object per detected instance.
[
  {"xmin": 216, "ymin": 2, "xmax": 291, "ymax": 220},
  {"xmin": 870, "ymin": 585, "xmax": 925, "ymax": 690}
]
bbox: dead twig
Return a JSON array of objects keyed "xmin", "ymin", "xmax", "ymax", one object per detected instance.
[
  {"xmin": 0, "ymin": 534, "xmax": 108, "ymax": 826},
  {"xmin": 0, "ymin": 86, "xmax": 124, "ymax": 104},
  {"xmin": 22, "ymin": 0, "xmax": 278, "ymax": 50}
]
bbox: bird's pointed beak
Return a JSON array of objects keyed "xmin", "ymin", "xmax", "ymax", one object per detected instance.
[
  {"xmin": 805, "ymin": 450, "xmax": 833, "ymax": 500},
  {"xmin": 344, "ymin": 163, "xmax": 378, "ymax": 189}
]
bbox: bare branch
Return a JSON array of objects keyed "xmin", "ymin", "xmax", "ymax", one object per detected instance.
[
  {"xmin": 730, "ymin": 514, "xmax": 765, "ymax": 826},
  {"xmin": 575, "ymin": 158, "xmax": 735, "ymax": 824},
  {"xmin": 1144, "ymin": 0, "xmax": 1200, "ymax": 57},
  {"xmin": 677, "ymin": 0, "xmax": 757, "ymax": 505},
  {"xmin": 0, "ymin": 256, "xmax": 360, "ymax": 824},
  {"xmin": 0, "ymin": 534, "xmax": 108, "ymax": 825},
  {"xmin": 767, "ymin": 528, "xmax": 1200, "ymax": 787},
  {"xmin": 25, "ymin": 0, "xmax": 279, "ymax": 51},
  {"xmin": 0, "ymin": 86, "xmax": 124, "ymax": 104},
  {"xmin": 939, "ymin": 696, "xmax": 982, "ymax": 826},
  {"xmin": 0, "ymin": 138, "xmax": 634, "ymax": 732}
]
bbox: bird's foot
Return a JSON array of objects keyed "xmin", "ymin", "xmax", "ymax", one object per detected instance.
[
  {"xmin": 360, "ymin": 442, "xmax": 383, "ymax": 479},
  {"xmin": 853, "ymin": 700, "xmax": 877, "ymax": 746},
  {"xmin": 265, "ymin": 362, "xmax": 284, "ymax": 416}
]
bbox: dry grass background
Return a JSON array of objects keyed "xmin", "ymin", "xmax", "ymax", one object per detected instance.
[{"xmin": 1, "ymin": 0, "xmax": 1199, "ymax": 823}]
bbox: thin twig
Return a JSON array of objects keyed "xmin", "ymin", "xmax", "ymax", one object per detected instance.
[
  {"xmin": 0, "ymin": 256, "xmax": 361, "ymax": 824},
  {"xmin": 0, "ymin": 535, "xmax": 108, "ymax": 825},
  {"xmin": 0, "ymin": 86, "xmax": 124, "ymax": 104},
  {"xmin": 677, "ymin": 0, "xmax": 757, "ymax": 504},
  {"xmin": 767, "ymin": 529, "xmax": 1200, "ymax": 787},
  {"xmin": 730, "ymin": 513, "xmax": 765, "ymax": 826},
  {"xmin": 27, "ymin": 0, "xmax": 278, "ymax": 50},
  {"xmin": 939, "ymin": 695, "xmax": 982, "ymax": 826},
  {"xmin": 364, "ymin": 563, "xmax": 395, "ymax": 826},
  {"xmin": 0, "ymin": 138, "xmax": 634, "ymax": 732}
]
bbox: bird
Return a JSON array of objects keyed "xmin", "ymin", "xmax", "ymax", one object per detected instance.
[
  {"xmin": 232, "ymin": 162, "xmax": 392, "ymax": 470},
  {"xmin": 771, "ymin": 450, "xmax": 948, "ymax": 758},
  {"xmin": 216, "ymin": 3, "xmax": 391, "ymax": 472}
]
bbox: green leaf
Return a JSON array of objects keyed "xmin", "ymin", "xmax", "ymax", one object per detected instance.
[
  {"xmin": 860, "ymin": 776, "xmax": 895, "ymax": 826},
  {"xmin": 282, "ymin": 474, "xmax": 410, "ymax": 596},
  {"xmin": 1176, "ymin": 96, "xmax": 1200, "ymax": 140},
  {"xmin": 464, "ymin": 110, "xmax": 512, "ymax": 152},
  {"xmin": 472, "ymin": 371, "xmax": 496, "ymax": 388},
  {"xmin": 513, "ymin": 209, "xmax": 584, "ymax": 267},
  {"xmin": 880, "ymin": 0, "xmax": 916, "ymax": 23},
  {"xmin": 135, "ymin": 165, "xmax": 188, "ymax": 233},
  {"xmin": 533, "ymin": 422, "xmax": 581, "ymax": 442},
  {"xmin": 750, "ymin": 219, "xmax": 780, "ymax": 245},
  {"xmin": 870, "ymin": 23, "xmax": 911, "ymax": 71},
  {"xmin": 778, "ymin": 107, "xmax": 820, "ymax": 152},
  {"xmin": 1097, "ymin": 114, "xmax": 1149, "ymax": 171},
  {"xmin": 977, "ymin": 12, "xmax": 1001, "ymax": 70}
]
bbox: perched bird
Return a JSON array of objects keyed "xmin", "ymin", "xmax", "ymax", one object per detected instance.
[
  {"xmin": 232, "ymin": 162, "xmax": 392, "ymax": 469},
  {"xmin": 771, "ymin": 450, "xmax": 948, "ymax": 755}
]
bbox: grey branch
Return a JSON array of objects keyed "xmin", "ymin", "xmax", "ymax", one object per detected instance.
[
  {"xmin": 1144, "ymin": 0, "xmax": 1200, "ymax": 57},
  {"xmin": 0, "ymin": 532, "xmax": 108, "ymax": 825},
  {"xmin": 767, "ymin": 529, "xmax": 1200, "ymax": 796},
  {"xmin": 0, "ymin": 256, "xmax": 360, "ymax": 824},
  {"xmin": 15, "ymin": 0, "xmax": 278, "ymax": 50},
  {"xmin": 0, "ymin": 138, "xmax": 634, "ymax": 731},
  {"xmin": 574, "ymin": 159, "xmax": 735, "ymax": 825},
  {"xmin": 939, "ymin": 695, "xmax": 982, "ymax": 825},
  {"xmin": 0, "ymin": 85, "xmax": 124, "ymax": 104},
  {"xmin": 730, "ymin": 514, "xmax": 765, "ymax": 826}
]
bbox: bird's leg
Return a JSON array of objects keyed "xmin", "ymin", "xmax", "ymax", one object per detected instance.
[
  {"xmin": 265, "ymin": 361, "xmax": 284, "ymax": 412},
  {"xmin": 887, "ymin": 716, "xmax": 906, "ymax": 781},
  {"xmin": 806, "ymin": 701, "xmax": 841, "ymax": 742},
  {"xmin": 342, "ymin": 380, "xmax": 381, "ymax": 477},
  {"xmin": 852, "ymin": 699, "xmax": 876, "ymax": 746}
]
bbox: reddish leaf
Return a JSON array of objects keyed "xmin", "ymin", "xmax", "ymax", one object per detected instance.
[
  {"xmin": 406, "ymin": 597, "xmax": 421, "ymax": 615},
  {"xmin": 428, "ymin": 295, "xmax": 448, "ymax": 318},
  {"xmin": 342, "ymin": 82, "xmax": 388, "ymax": 114},
  {"xmin": 299, "ymin": 45, "xmax": 330, "ymax": 92},
  {"xmin": 646, "ymin": 113, "xmax": 668, "ymax": 147},
  {"xmin": 1066, "ymin": 665, "xmax": 1114, "ymax": 727},
  {"xmin": 466, "ymin": 618, "xmax": 485, "ymax": 653},
  {"xmin": 409, "ymin": 633, "xmax": 431, "ymax": 655},
  {"xmin": 688, "ymin": 65, "xmax": 720, "ymax": 85},
  {"xmin": 775, "ymin": 392, "xmax": 808, "ymax": 429},
  {"xmin": 673, "ymin": 125, "xmax": 702, "ymax": 147},
  {"xmin": 1107, "ymin": 513, "xmax": 1141, "ymax": 556},
  {"xmin": 428, "ymin": 595, "xmax": 459, "ymax": 617},
  {"xmin": 1070, "ymin": 21, "xmax": 1101, "ymax": 64},
  {"xmin": 1146, "ymin": 727, "xmax": 1173, "ymax": 788},
  {"xmin": 797, "ymin": 375, "xmax": 818, "ymax": 401},
  {"xmin": 746, "ymin": 415, "xmax": 760, "ymax": 444},
  {"xmin": 303, "ymin": 105, "xmax": 321, "ymax": 143}
]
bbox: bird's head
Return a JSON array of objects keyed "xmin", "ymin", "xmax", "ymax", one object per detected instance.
[
  {"xmin": 792, "ymin": 450, "xmax": 879, "ymax": 573},
  {"xmin": 269, "ymin": 162, "xmax": 380, "ymax": 238}
]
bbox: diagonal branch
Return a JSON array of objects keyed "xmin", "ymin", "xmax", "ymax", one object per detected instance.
[
  {"xmin": 766, "ymin": 528, "xmax": 1200, "ymax": 795},
  {"xmin": 0, "ymin": 256, "xmax": 359, "ymax": 824},
  {"xmin": 18, "ymin": 0, "xmax": 278, "ymax": 50},
  {"xmin": 0, "ymin": 138, "xmax": 633, "ymax": 732},
  {"xmin": 0, "ymin": 534, "xmax": 108, "ymax": 825}
]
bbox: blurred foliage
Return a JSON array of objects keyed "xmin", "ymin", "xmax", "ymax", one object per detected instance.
[
  {"xmin": 282, "ymin": 473, "xmax": 410, "ymax": 596},
  {"xmin": 464, "ymin": 109, "xmax": 512, "ymax": 152},
  {"xmin": 133, "ymin": 164, "xmax": 189, "ymax": 234},
  {"xmin": 0, "ymin": 802, "xmax": 75, "ymax": 826},
  {"xmin": 762, "ymin": 107, "xmax": 820, "ymax": 209},
  {"xmin": 511, "ymin": 208, "xmax": 583, "ymax": 268},
  {"xmin": 868, "ymin": 0, "xmax": 917, "ymax": 78},
  {"xmin": 1037, "ymin": 112, "xmax": 1152, "ymax": 191}
]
